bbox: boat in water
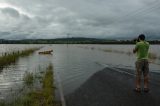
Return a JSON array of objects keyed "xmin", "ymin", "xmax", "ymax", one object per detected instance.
[{"xmin": 38, "ymin": 50, "xmax": 53, "ymax": 54}]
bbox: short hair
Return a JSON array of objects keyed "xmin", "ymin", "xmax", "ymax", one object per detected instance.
[{"xmin": 138, "ymin": 34, "xmax": 145, "ymax": 40}]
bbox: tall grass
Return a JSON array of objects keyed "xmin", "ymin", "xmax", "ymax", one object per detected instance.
[{"xmin": 0, "ymin": 48, "xmax": 38, "ymax": 68}]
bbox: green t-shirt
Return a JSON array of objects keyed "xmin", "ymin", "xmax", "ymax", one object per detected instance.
[{"xmin": 135, "ymin": 41, "xmax": 149, "ymax": 60}]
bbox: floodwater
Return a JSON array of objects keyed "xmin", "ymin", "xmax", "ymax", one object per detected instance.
[
  {"xmin": 0, "ymin": 44, "xmax": 159, "ymax": 101},
  {"xmin": 0, "ymin": 44, "xmax": 41, "ymax": 56}
]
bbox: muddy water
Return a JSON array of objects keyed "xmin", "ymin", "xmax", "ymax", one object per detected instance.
[
  {"xmin": 0, "ymin": 44, "xmax": 159, "ymax": 101},
  {"xmin": 52, "ymin": 44, "xmax": 160, "ymax": 100}
]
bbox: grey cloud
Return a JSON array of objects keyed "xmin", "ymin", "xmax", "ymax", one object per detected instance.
[
  {"xmin": 0, "ymin": 31, "xmax": 10, "ymax": 35},
  {"xmin": 1, "ymin": 7, "xmax": 20, "ymax": 18},
  {"xmin": 0, "ymin": 0, "xmax": 160, "ymax": 39}
]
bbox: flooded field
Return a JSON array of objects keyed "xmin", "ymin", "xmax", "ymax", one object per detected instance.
[{"xmin": 0, "ymin": 44, "xmax": 160, "ymax": 103}]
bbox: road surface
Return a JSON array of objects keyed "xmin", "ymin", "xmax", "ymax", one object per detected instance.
[{"xmin": 66, "ymin": 67, "xmax": 160, "ymax": 106}]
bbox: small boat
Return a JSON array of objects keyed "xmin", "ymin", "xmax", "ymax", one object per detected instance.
[{"xmin": 38, "ymin": 50, "xmax": 53, "ymax": 54}]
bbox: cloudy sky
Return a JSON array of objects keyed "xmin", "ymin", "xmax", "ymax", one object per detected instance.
[{"xmin": 0, "ymin": 0, "xmax": 159, "ymax": 39}]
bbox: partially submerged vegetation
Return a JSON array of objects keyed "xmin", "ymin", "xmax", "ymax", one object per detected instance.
[
  {"xmin": 23, "ymin": 72, "xmax": 34, "ymax": 87},
  {"xmin": 0, "ymin": 48, "xmax": 38, "ymax": 69},
  {"xmin": 79, "ymin": 46, "xmax": 160, "ymax": 60},
  {"xmin": 42, "ymin": 65, "xmax": 55, "ymax": 105},
  {"xmin": 3, "ymin": 64, "xmax": 61, "ymax": 106},
  {"xmin": 102, "ymin": 48, "xmax": 160, "ymax": 60}
]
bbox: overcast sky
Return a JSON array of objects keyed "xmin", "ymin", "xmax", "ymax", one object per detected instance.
[{"xmin": 0, "ymin": 0, "xmax": 159, "ymax": 39}]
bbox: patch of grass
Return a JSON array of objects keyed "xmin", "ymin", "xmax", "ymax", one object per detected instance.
[
  {"xmin": 0, "ymin": 48, "xmax": 38, "ymax": 68},
  {"xmin": 10, "ymin": 90, "xmax": 44, "ymax": 106},
  {"xmin": 42, "ymin": 65, "xmax": 55, "ymax": 105},
  {"xmin": 23, "ymin": 72, "xmax": 34, "ymax": 87},
  {"xmin": 0, "ymin": 101, "xmax": 5, "ymax": 106},
  {"xmin": 20, "ymin": 49, "xmax": 37, "ymax": 57}
]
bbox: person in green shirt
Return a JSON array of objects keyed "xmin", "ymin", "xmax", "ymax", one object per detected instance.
[{"xmin": 133, "ymin": 34, "xmax": 150, "ymax": 93}]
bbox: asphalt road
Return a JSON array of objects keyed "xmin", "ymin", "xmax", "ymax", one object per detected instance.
[{"xmin": 65, "ymin": 67, "xmax": 160, "ymax": 106}]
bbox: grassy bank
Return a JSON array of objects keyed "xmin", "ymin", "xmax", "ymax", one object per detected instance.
[
  {"xmin": 2, "ymin": 64, "xmax": 61, "ymax": 106},
  {"xmin": 0, "ymin": 48, "xmax": 38, "ymax": 68}
]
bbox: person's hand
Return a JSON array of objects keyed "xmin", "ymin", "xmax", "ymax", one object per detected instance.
[
  {"xmin": 133, "ymin": 49, "xmax": 136, "ymax": 53},
  {"xmin": 133, "ymin": 48, "xmax": 138, "ymax": 53}
]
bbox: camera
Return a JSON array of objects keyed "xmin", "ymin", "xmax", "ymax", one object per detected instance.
[{"xmin": 133, "ymin": 38, "xmax": 140, "ymax": 43}]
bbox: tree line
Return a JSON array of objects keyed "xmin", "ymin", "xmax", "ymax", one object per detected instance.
[{"xmin": 0, "ymin": 38, "xmax": 160, "ymax": 44}]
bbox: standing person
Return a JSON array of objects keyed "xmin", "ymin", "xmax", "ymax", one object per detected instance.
[{"xmin": 133, "ymin": 34, "xmax": 150, "ymax": 92}]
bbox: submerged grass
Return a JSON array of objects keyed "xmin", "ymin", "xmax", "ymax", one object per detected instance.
[
  {"xmin": 6, "ymin": 64, "xmax": 60, "ymax": 106},
  {"xmin": 42, "ymin": 65, "xmax": 55, "ymax": 105},
  {"xmin": 80, "ymin": 46, "xmax": 160, "ymax": 61},
  {"xmin": 23, "ymin": 72, "xmax": 34, "ymax": 87},
  {"xmin": 0, "ymin": 101, "xmax": 5, "ymax": 106},
  {"xmin": 0, "ymin": 48, "xmax": 38, "ymax": 68}
]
